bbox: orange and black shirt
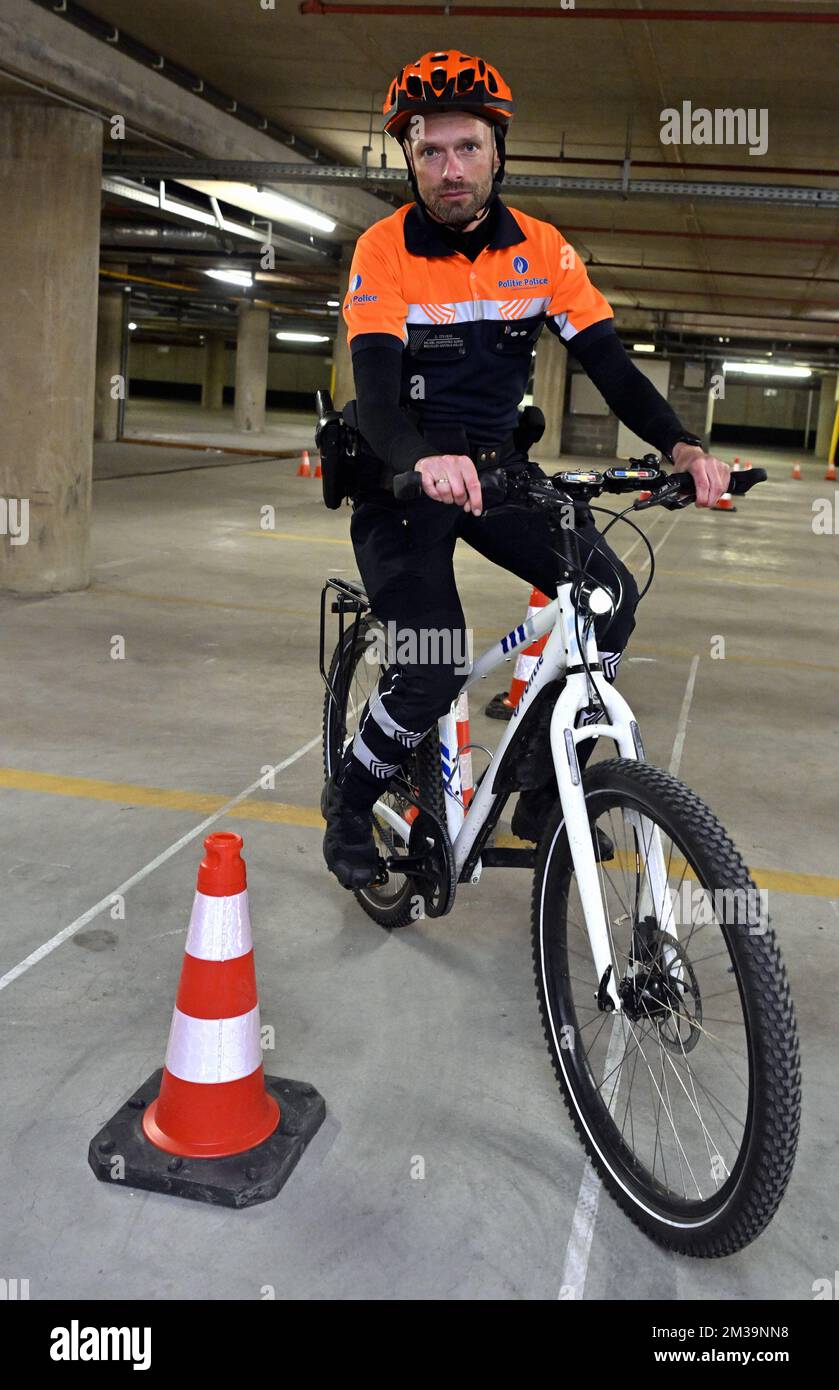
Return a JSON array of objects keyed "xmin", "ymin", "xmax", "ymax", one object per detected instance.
[
  {"xmin": 343, "ymin": 193, "xmax": 691, "ymax": 477},
  {"xmin": 343, "ymin": 194, "xmax": 614, "ymax": 444}
]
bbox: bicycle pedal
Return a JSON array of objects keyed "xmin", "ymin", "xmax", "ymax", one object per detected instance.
[{"xmin": 371, "ymin": 856, "xmax": 390, "ymax": 886}]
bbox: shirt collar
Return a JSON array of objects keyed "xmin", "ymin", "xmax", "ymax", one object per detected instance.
[{"xmin": 403, "ymin": 193, "xmax": 526, "ymax": 259}]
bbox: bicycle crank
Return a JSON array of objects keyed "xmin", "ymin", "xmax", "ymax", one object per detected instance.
[{"xmin": 380, "ymin": 807, "xmax": 456, "ymax": 918}]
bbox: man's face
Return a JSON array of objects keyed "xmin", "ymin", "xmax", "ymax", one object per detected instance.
[{"xmin": 404, "ymin": 111, "xmax": 500, "ymax": 228}]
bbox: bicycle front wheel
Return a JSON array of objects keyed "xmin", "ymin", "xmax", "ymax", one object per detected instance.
[{"xmin": 532, "ymin": 757, "xmax": 801, "ymax": 1256}]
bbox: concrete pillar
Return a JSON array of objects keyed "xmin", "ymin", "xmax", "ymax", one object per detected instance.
[
  {"xmin": 814, "ymin": 372, "xmax": 838, "ymax": 460},
  {"xmin": 0, "ymin": 100, "xmax": 102, "ymax": 594},
  {"xmin": 94, "ymin": 268, "xmax": 128, "ymax": 442},
  {"xmin": 532, "ymin": 327, "xmax": 568, "ymax": 461},
  {"xmin": 234, "ymin": 303, "xmax": 269, "ymax": 432},
  {"xmin": 331, "ymin": 246, "xmax": 355, "ymax": 412},
  {"xmin": 202, "ymin": 333, "xmax": 227, "ymax": 410}
]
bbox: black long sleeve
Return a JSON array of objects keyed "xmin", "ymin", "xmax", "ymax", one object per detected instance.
[
  {"xmin": 567, "ymin": 325, "xmax": 694, "ymax": 459},
  {"xmin": 352, "ymin": 339, "xmax": 432, "ymax": 475}
]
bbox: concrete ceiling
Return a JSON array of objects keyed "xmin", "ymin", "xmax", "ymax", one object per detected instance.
[{"xmin": 24, "ymin": 0, "xmax": 839, "ymax": 359}]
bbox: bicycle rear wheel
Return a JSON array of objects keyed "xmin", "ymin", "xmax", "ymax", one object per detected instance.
[
  {"xmin": 322, "ymin": 614, "xmax": 446, "ymax": 928},
  {"xmin": 531, "ymin": 757, "xmax": 800, "ymax": 1255}
]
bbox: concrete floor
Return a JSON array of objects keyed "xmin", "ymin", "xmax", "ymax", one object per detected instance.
[{"xmin": 1, "ymin": 418, "xmax": 836, "ymax": 1300}]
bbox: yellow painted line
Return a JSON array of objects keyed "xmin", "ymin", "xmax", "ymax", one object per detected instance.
[
  {"xmin": 492, "ymin": 831, "xmax": 838, "ymax": 900},
  {"xmin": 242, "ymin": 529, "xmax": 351, "ymax": 546},
  {"xmin": 1, "ymin": 767, "xmax": 836, "ymax": 901},
  {"xmin": 0, "ymin": 768, "xmax": 323, "ymax": 828}
]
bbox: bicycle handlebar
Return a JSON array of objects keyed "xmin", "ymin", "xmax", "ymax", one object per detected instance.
[{"xmin": 392, "ymin": 458, "xmax": 767, "ymax": 510}]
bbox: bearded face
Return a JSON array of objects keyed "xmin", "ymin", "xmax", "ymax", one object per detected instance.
[{"xmin": 405, "ymin": 111, "xmax": 500, "ymax": 229}]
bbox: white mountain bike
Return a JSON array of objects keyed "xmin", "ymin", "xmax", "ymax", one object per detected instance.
[{"xmin": 319, "ymin": 460, "xmax": 800, "ymax": 1255}]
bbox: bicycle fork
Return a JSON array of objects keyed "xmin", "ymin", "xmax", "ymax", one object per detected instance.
[{"xmin": 549, "ymin": 584, "xmax": 677, "ymax": 1013}]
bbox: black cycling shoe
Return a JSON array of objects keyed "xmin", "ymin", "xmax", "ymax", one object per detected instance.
[
  {"xmin": 322, "ymin": 777, "xmax": 383, "ymax": 889},
  {"xmin": 511, "ymin": 784, "xmax": 615, "ymax": 860}
]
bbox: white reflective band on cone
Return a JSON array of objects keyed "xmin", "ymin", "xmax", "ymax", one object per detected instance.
[
  {"xmin": 165, "ymin": 1003, "xmax": 263, "ymax": 1084},
  {"xmin": 514, "ymin": 651, "xmax": 539, "ymax": 681},
  {"xmin": 454, "ymin": 691, "xmax": 474, "ymax": 797},
  {"xmin": 185, "ymin": 890, "xmax": 252, "ymax": 962}
]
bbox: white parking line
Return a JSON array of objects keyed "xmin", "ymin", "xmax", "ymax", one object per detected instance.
[
  {"xmin": 669, "ymin": 654, "xmax": 701, "ymax": 779},
  {"xmin": 0, "ymin": 732, "xmax": 321, "ymax": 995}
]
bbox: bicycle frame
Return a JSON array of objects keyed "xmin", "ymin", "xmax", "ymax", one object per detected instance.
[{"xmin": 372, "ymin": 578, "xmax": 676, "ymax": 1012}]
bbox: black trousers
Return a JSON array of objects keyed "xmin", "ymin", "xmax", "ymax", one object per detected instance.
[{"xmin": 339, "ymin": 463, "xmax": 640, "ymax": 808}]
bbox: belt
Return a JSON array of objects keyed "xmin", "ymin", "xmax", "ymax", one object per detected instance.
[{"xmin": 471, "ymin": 435, "xmax": 518, "ymax": 469}]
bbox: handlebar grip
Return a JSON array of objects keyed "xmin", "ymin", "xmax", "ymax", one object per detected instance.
[
  {"xmin": 728, "ymin": 467, "xmax": 767, "ymax": 494},
  {"xmin": 673, "ymin": 466, "xmax": 767, "ymax": 500},
  {"xmin": 392, "ymin": 468, "xmax": 423, "ymax": 502}
]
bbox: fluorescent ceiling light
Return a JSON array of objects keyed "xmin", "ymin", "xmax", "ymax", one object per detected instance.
[
  {"xmin": 128, "ymin": 321, "xmax": 138, "ymax": 330},
  {"xmin": 276, "ymin": 331, "xmax": 330, "ymax": 343},
  {"xmin": 723, "ymin": 361, "xmax": 812, "ymax": 378},
  {"xmin": 326, "ymin": 300, "xmax": 340, "ymax": 308},
  {"xmin": 179, "ymin": 180, "xmax": 335, "ymax": 234},
  {"xmin": 633, "ymin": 343, "xmax": 655, "ymax": 353},
  {"xmin": 204, "ymin": 269, "xmax": 253, "ymax": 287}
]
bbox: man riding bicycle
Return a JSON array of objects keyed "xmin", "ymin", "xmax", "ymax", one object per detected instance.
[{"xmin": 323, "ymin": 49, "xmax": 730, "ymax": 889}]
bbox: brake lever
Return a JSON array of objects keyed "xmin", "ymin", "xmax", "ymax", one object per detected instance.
[{"xmin": 633, "ymin": 476, "xmax": 691, "ymax": 511}]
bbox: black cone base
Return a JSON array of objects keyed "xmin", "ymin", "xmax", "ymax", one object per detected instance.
[
  {"xmin": 484, "ymin": 691, "xmax": 516, "ymax": 720},
  {"xmin": 88, "ymin": 1069, "xmax": 325, "ymax": 1209}
]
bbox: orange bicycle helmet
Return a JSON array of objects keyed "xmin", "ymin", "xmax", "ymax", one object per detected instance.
[{"xmin": 383, "ymin": 51, "xmax": 515, "ymax": 142}]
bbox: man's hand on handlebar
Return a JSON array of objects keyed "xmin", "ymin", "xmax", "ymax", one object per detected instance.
[
  {"xmin": 670, "ymin": 441, "xmax": 731, "ymax": 508},
  {"xmin": 415, "ymin": 455, "xmax": 483, "ymax": 515}
]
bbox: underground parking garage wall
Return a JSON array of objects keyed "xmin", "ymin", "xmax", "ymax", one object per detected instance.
[
  {"xmin": 713, "ymin": 379, "xmax": 819, "ymax": 448},
  {"xmin": 0, "ymin": 101, "xmax": 102, "ymax": 594},
  {"xmin": 127, "ymin": 342, "xmax": 330, "ymax": 410},
  {"xmin": 560, "ymin": 358, "xmax": 710, "ymax": 458}
]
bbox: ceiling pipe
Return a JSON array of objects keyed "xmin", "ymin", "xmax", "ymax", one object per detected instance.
[
  {"xmin": 588, "ymin": 261, "xmax": 839, "ymax": 287},
  {"xmin": 102, "ymin": 158, "xmax": 839, "ymax": 208},
  {"xmin": 101, "ymin": 225, "xmax": 229, "ymax": 248},
  {"xmin": 299, "ymin": 2, "xmax": 839, "ymax": 22},
  {"xmin": 562, "ymin": 225, "xmax": 839, "ymax": 249},
  {"xmin": 511, "ymin": 153, "xmax": 839, "ymax": 179}
]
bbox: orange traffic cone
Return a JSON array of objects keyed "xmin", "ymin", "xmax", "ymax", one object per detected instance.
[
  {"xmin": 88, "ymin": 833, "xmax": 325, "ymax": 1207},
  {"xmin": 454, "ymin": 690, "xmax": 474, "ymax": 807},
  {"xmin": 825, "ymin": 460, "xmax": 837, "ymax": 481},
  {"xmin": 297, "ymin": 449, "xmax": 312, "ymax": 478},
  {"xmin": 742, "ymin": 459, "xmax": 752, "ymax": 470},
  {"xmin": 314, "ymin": 454, "xmax": 322, "ymax": 479},
  {"xmin": 486, "ymin": 588, "xmax": 550, "ymax": 719},
  {"xmin": 142, "ymin": 834, "xmax": 279, "ymax": 1158},
  {"xmin": 713, "ymin": 491, "xmax": 736, "ymax": 511},
  {"xmin": 791, "ymin": 461, "xmax": 802, "ymax": 480}
]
